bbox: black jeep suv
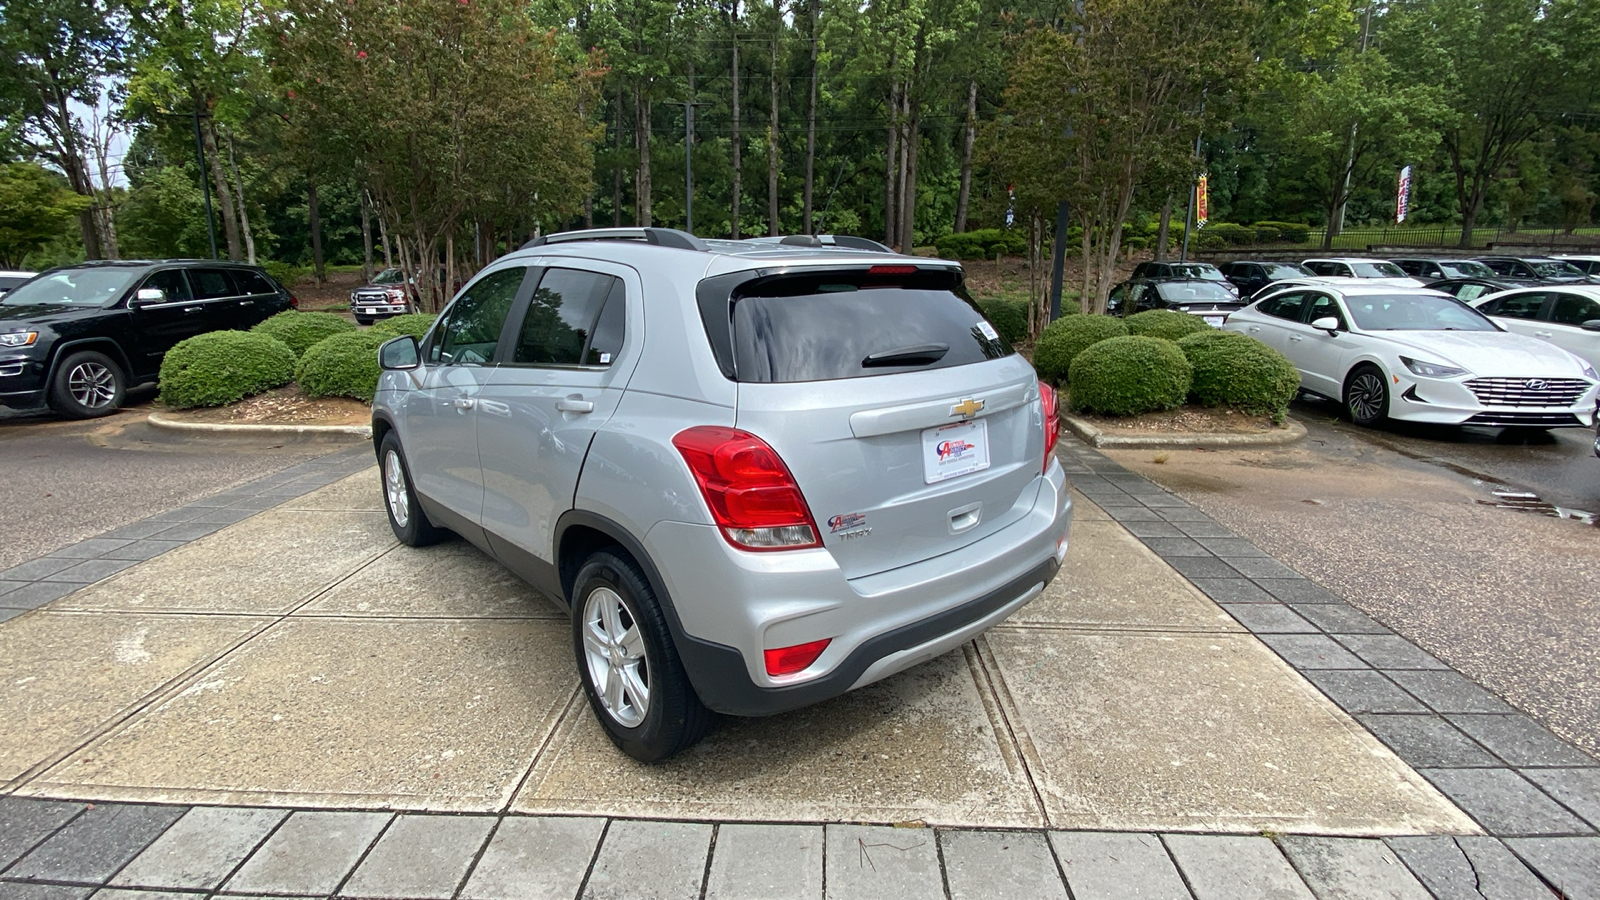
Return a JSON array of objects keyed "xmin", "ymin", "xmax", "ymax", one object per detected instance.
[{"xmin": 0, "ymin": 260, "xmax": 294, "ymax": 418}]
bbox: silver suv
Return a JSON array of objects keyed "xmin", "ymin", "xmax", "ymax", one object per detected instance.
[{"xmin": 371, "ymin": 227, "xmax": 1073, "ymax": 761}]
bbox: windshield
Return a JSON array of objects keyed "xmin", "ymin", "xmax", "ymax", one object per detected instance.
[
  {"xmin": 1351, "ymin": 262, "xmax": 1407, "ymax": 278},
  {"xmin": 372, "ymin": 268, "xmax": 406, "ymax": 285},
  {"xmin": 1346, "ymin": 294, "xmax": 1499, "ymax": 332},
  {"xmin": 1438, "ymin": 260, "xmax": 1494, "ymax": 278},
  {"xmin": 0, "ymin": 268, "xmax": 140, "ymax": 307},
  {"xmin": 1531, "ymin": 261, "xmax": 1583, "ymax": 278},
  {"xmin": 1156, "ymin": 281, "xmax": 1237, "ymax": 302},
  {"xmin": 1170, "ymin": 263, "xmax": 1225, "ymax": 280},
  {"xmin": 1265, "ymin": 264, "xmax": 1313, "ymax": 280}
]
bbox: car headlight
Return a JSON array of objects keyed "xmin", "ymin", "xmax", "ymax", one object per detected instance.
[
  {"xmin": 387, "ymin": 288, "xmax": 406, "ymax": 301},
  {"xmin": 1400, "ymin": 356, "xmax": 1468, "ymax": 378},
  {"xmin": 0, "ymin": 331, "xmax": 38, "ymax": 347},
  {"xmin": 1583, "ymin": 361, "xmax": 1598, "ymax": 381}
]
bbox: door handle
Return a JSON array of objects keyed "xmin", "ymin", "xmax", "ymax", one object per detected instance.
[
  {"xmin": 1288, "ymin": 334, "xmax": 1303, "ymax": 342},
  {"xmin": 1246, "ymin": 326, "xmax": 1261, "ymax": 333},
  {"xmin": 238, "ymin": 300, "xmax": 254, "ymax": 306},
  {"xmin": 1534, "ymin": 331, "xmax": 1553, "ymax": 338},
  {"xmin": 183, "ymin": 306, "xmax": 204, "ymax": 314},
  {"xmin": 453, "ymin": 397, "xmax": 476, "ymax": 411},
  {"xmin": 556, "ymin": 396, "xmax": 594, "ymax": 414}
]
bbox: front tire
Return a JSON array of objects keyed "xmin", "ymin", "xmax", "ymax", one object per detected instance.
[
  {"xmin": 1344, "ymin": 364, "xmax": 1389, "ymax": 428},
  {"xmin": 379, "ymin": 432, "xmax": 448, "ymax": 546},
  {"xmin": 47, "ymin": 350, "xmax": 125, "ymax": 419},
  {"xmin": 572, "ymin": 550, "xmax": 713, "ymax": 762}
]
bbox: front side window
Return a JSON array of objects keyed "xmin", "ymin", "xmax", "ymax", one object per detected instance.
[
  {"xmin": 512, "ymin": 268, "xmax": 620, "ymax": 366},
  {"xmin": 189, "ymin": 268, "xmax": 238, "ymax": 299},
  {"xmin": 141, "ymin": 269, "xmax": 193, "ymax": 304},
  {"xmin": 1305, "ymin": 293, "xmax": 1346, "ymax": 329},
  {"xmin": 1259, "ymin": 291, "xmax": 1309, "ymax": 321},
  {"xmin": 1549, "ymin": 293, "xmax": 1600, "ymax": 326},
  {"xmin": 431, "ymin": 266, "xmax": 526, "ymax": 365}
]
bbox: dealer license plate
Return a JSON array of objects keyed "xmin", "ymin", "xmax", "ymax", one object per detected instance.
[
  {"xmin": 1204, "ymin": 316, "xmax": 1225, "ymax": 327},
  {"xmin": 922, "ymin": 419, "xmax": 990, "ymax": 484}
]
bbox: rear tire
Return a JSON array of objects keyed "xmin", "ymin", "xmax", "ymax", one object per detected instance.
[
  {"xmin": 1344, "ymin": 364, "xmax": 1389, "ymax": 428},
  {"xmin": 379, "ymin": 432, "xmax": 448, "ymax": 546},
  {"xmin": 572, "ymin": 550, "xmax": 714, "ymax": 762},
  {"xmin": 47, "ymin": 350, "xmax": 124, "ymax": 419},
  {"xmin": 355, "ymin": 316, "xmax": 374, "ymax": 326}
]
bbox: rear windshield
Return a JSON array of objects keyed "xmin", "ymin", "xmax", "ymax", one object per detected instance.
[
  {"xmin": 1531, "ymin": 260, "xmax": 1583, "ymax": 278},
  {"xmin": 1265, "ymin": 264, "xmax": 1313, "ymax": 280},
  {"xmin": 1169, "ymin": 263, "xmax": 1225, "ymax": 280},
  {"xmin": 1438, "ymin": 260, "xmax": 1493, "ymax": 278},
  {"xmin": 730, "ymin": 272, "xmax": 1012, "ymax": 383},
  {"xmin": 1352, "ymin": 262, "xmax": 1407, "ymax": 278},
  {"xmin": 1155, "ymin": 281, "xmax": 1236, "ymax": 302}
]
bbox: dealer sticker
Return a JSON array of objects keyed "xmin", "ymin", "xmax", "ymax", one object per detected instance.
[{"xmin": 922, "ymin": 419, "xmax": 990, "ymax": 484}]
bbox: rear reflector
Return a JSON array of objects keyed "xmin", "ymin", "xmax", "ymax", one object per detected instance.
[
  {"xmin": 1039, "ymin": 380, "xmax": 1060, "ymax": 471},
  {"xmin": 765, "ymin": 638, "xmax": 832, "ymax": 676},
  {"xmin": 867, "ymin": 265, "xmax": 919, "ymax": 275},
  {"xmin": 673, "ymin": 426, "xmax": 823, "ymax": 551}
]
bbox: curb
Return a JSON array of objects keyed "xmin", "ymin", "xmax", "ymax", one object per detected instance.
[
  {"xmin": 147, "ymin": 412, "xmax": 372, "ymax": 439},
  {"xmin": 1061, "ymin": 412, "xmax": 1306, "ymax": 449}
]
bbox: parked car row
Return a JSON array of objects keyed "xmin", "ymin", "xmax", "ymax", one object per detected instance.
[{"xmin": 0, "ymin": 260, "xmax": 296, "ymax": 417}]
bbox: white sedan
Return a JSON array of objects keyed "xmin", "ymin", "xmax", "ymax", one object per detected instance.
[
  {"xmin": 1468, "ymin": 285, "xmax": 1600, "ymax": 372},
  {"xmin": 1225, "ymin": 284, "xmax": 1599, "ymax": 429}
]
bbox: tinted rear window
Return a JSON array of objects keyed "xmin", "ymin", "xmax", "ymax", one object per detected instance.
[{"xmin": 730, "ymin": 273, "xmax": 1012, "ymax": 383}]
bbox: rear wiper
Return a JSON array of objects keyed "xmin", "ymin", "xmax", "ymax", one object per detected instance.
[{"xmin": 862, "ymin": 343, "xmax": 949, "ymax": 367}]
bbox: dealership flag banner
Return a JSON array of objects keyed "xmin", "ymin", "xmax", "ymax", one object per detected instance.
[
  {"xmin": 1196, "ymin": 175, "xmax": 1209, "ymax": 227},
  {"xmin": 1396, "ymin": 165, "xmax": 1412, "ymax": 223}
]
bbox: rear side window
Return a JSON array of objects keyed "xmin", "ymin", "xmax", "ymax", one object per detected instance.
[
  {"xmin": 234, "ymin": 269, "xmax": 278, "ymax": 295},
  {"xmin": 728, "ymin": 271, "xmax": 1011, "ymax": 383},
  {"xmin": 1550, "ymin": 293, "xmax": 1600, "ymax": 326},
  {"xmin": 189, "ymin": 268, "xmax": 238, "ymax": 299},
  {"xmin": 512, "ymin": 268, "xmax": 620, "ymax": 366},
  {"xmin": 1484, "ymin": 292, "xmax": 1546, "ymax": 320},
  {"xmin": 1259, "ymin": 291, "xmax": 1309, "ymax": 321}
]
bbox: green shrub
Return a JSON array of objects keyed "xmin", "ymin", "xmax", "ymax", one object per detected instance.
[
  {"xmin": 159, "ymin": 331, "xmax": 296, "ymax": 409},
  {"xmin": 1253, "ymin": 225, "xmax": 1283, "ymax": 244},
  {"xmin": 258, "ymin": 260, "xmax": 307, "ymax": 287},
  {"xmin": 1192, "ymin": 230, "xmax": 1226, "ymax": 250},
  {"xmin": 935, "ymin": 228, "xmax": 1028, "ymax": 260},
  {"xmin": 1068, "ymin": 335, "xmax": 1193, "ymax": 417},
  {"xmin": 250, "ymin": 310, "xmax": 355, "ymax": 357},
  {"xmin": 1207, "ymin": 223, "xmax": 1257, "ymax": 247},
  {"xmin": 370, "ymin": 313, "xmax": 439, "ymax": 342},
  {"xmin": 1175, "ymin": 330, "xmax": 1301, "ymax": 421},
  {"xmin": 1253, "ymin": 221, "xmax": 1311, "ymax": 244},
  {"xmin": 978, "ymin": 298, "xmax": 1029, "ymax": 344},
  {"xmin": 1032, "ymin": 315, "xmax": 1127, "ymax": 384},
  {"xmin": 1124, "ymin": 309, "xmax": 1212, "ymax": 341},
  {"xmin": 295, "ymin": 330, "xmax": 388, "ymax": 403}
]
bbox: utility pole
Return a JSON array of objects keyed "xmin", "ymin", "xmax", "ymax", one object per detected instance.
[
  {"xmin": 192, "ymin": 107, "xmax": 218, "ymax": 259},
  {"xmin": 1179, "ymin": 132, "xmax": 1201, "ymax": 263},
  {"xmin": 684, "ymin": 70, "xmax": 698, "ymax": 235}
]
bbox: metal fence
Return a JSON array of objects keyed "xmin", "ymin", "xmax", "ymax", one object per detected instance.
[{"xmin": 1308, "ymin": 224, "xmax": 1600, "ymax": 252}]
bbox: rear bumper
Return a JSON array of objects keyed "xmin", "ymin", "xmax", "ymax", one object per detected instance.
[{"xmin": 647, "ymin": 458, "xmax": 1073, "ymax": 716}]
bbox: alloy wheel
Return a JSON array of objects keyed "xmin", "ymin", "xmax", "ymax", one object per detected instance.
[
  {"xmin": 68, "ymin": 361, "xmax": 116, "ymax": 409},
  {"xmin": 1348, "ymin": 372, "xmax": 1386, "ymax": 422},
  {"xmin": 581, "ymin": 586, "xmax": 650, "ymax": 728},
  {"xmin": 383, "ymin": 449, "xmax": 410, "ymax": 528}
]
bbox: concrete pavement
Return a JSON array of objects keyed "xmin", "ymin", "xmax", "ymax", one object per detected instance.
[{"xmin": 0, "ymin": 439, "xmax": 1596, "ymax": 896}]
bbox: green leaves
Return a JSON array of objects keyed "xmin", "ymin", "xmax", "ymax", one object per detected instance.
[{"xmin": 0, "ymin": 162, "xmax": 92, "ymax": 267}]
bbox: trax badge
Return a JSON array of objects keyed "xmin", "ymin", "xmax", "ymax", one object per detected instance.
[
  {"xmin": 950, "ymin": 398, "xmax": 984, "ymax": 418},
  {"xmin": 828, "ymin": 513, "xmax": 868, "ymax": 533}
]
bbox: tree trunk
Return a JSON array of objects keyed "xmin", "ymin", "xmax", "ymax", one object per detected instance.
[
  {"xmin": 898, "ymin": 102, "xmax": 920, "ymax": 253},
  {"xmin": 90, "ymin": 121, "xmax": 119, "ymax": 258},
  {"xmin": 377, "ymin": 204, "xmax": 394, "ymax": 268},
  {"xmin": 613, "ymin": 88, "xmax": 624, "ymax": 226},
  {"xmin": 1155, "ymin": 196, "xmax": 1172, "ymax": 261},
  {"xmin": 895, "ymin": 92, "xmax": 912, "ymax": 251},
  {"xmin": 768, "ymin": 29, "xmax": 780, "ymax": 236},
  {"xmin": 446, "ymin": 233, "xmax": 456, "ymax": 307},
  {"xmin": 955, "ymin": 80, "xmax": 977, "ymax": 234},
  {"xmin": 202, "ymin": 118, "xmax": 242, "ymax": 261},
  {"xmin": 801, "ymin": 0, "xmax": 819, "ymax": 233},
  {"xmin": 635, "ymin": 85, "xmax": 652, "ymax": 227},
  {"xmin": 307, "ymin": 176, "xmax": 325, "ymax": 285},
  {"xmin": 225, "ymin": 134, "xmax": 256, "ymax": 265},
  {"xmin": 360, "ymin": 192, "xmax": 374, "ymax": 283},
  {"xmin": 884, "ymin": 74, "xmax": 900, "ymax": 247}
]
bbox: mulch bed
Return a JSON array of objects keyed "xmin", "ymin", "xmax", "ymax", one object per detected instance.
[
  {"xmin": 1065, "ymin": 404, "xmax": 1284, "ymax": 435},
  {"xmin": 160, "ymin": 386, "xmax": 370, "ymax": 426}
]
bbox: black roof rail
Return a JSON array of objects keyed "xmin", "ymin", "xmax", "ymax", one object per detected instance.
[
  {"xmin": 828, "ymin": 235, "xmax": 894, "ymax": 253},
  {"xmin": 522, "ymin": 227, "xmax": 709, "ymax": 252}
]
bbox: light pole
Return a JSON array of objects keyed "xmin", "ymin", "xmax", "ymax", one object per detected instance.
[{"xmin": 190, "ymin": 107, "xmax": 218, "ymax": 259}]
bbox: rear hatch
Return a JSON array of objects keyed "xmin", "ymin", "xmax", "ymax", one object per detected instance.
[{"xmin": 714, "ymin": 266, "xmax": 1045, "ymax": 581}]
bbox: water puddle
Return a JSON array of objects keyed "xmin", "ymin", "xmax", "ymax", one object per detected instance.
[{"xmin": 1476, "ymin": 489, "xmax": 1599, "ymax": 526}]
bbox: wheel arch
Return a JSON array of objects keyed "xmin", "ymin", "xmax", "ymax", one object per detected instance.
[
  {"xmin": 1341, "ymin": 357, "xmax": 1390, "ymax": 395},
  {"xmin": 45, "ymin": 339, "xmax": 138, "ymax": 387}
]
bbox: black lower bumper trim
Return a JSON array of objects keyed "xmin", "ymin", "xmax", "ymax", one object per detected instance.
[{"xmin": 678, "ymin": 556, "xmax": 1060, "ymax": 717}]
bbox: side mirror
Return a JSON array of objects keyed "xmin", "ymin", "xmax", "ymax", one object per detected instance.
[
  {"xmin": 1310, "ymin": 316, "xmax": 1341, "ymax": 335},
  {"xmin": 132, "ymin": 287, "xmax": 165, "ymax": 307},
  {"xmin": 1582, "ymin": 319, "xmax": 1600, "ymax": 333},
  {"xmin": 378, "ymin": 335, "xmax": 420, "ymax": 370}
]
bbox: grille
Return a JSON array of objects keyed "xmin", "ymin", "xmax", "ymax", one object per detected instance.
[
  {"xmin": 1465, "ymin": 412, "xmax": 1583, "ymax": 427},
  {"xmin": 353, "ymin": 289, "xmax": 396, "ymax": 303},
  {"xmin": 1464, "ymin": 377, "xmax": 1590, "ymax": 407}
]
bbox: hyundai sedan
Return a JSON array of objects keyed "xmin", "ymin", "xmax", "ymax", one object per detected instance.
[{"xmin": 1224, "ymin": 284, "xmax": 1599, "ymax": 429}]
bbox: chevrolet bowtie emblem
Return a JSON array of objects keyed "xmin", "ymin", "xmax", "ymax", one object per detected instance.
[{"xmin": 951, "ymin": 398, "xmax": 984, "ymax": 418}]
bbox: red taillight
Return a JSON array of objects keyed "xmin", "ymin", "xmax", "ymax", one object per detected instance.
[
  {"xmin": 765, "ymin": 638, "xmax": 832, "ymax": 676},
  {"xmin": 867, "ymin": 265, "xmax": 918, "ymax": 275},
  {"xmin": 672, "ymin": 426, "xmax": 823, "ymax": 551},
  {"xmin": 1039, "ymin": 380, "xmax": 1060, "ymax": 471},
  {"xmin": 288, "ymin": 294, "xmax": 300, "ymax": 309}
]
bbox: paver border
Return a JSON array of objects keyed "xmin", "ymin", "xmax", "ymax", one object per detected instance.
[
  {"xmin": 146, "ymin": 412, "xmax": 373, "ymax": 438},
  {"xmin": 1060, "ymin": 412, "xmax": 1307, "ymax": 449}
]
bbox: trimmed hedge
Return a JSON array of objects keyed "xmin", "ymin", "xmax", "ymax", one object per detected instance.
[
  {"xmin": 1175, "ymin": 330, "xmax": 1301, "ymax": 421},
  {"xmin": 158, "ymin": 331, "xmax": 296, "ymax": 409},
  {"xmin": 934, "ymin": 228, "xmax": 1028, "ymax": 260},
  {"xmin": 1124, "ymin": 309, "xmax": 1212, "ymax": 341},
  {"xmin": 295, "ymin": 330, "xmax": 388, "ymax": 403},
  {"xmin": 1254, "ymin": 220, "xmax": 1312, "ymax": 244},
  {"xmin": 250, "ymin": 310, "xmax": 355, "ymax": 358},
  {"xmin": 1068, "ymin": 335, "xmax": 1193, "ymax": 417},
  {"xmin": 370, "ymin": 313, "xmax": 438, "ymax": 342},
  {"xmin": 1032, "ymin": 315, "xmax": 1127, "ymax": 384},
  {"xmin": 978, "ymin": 298, "xmax": 1028, "ymax": 345}
]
